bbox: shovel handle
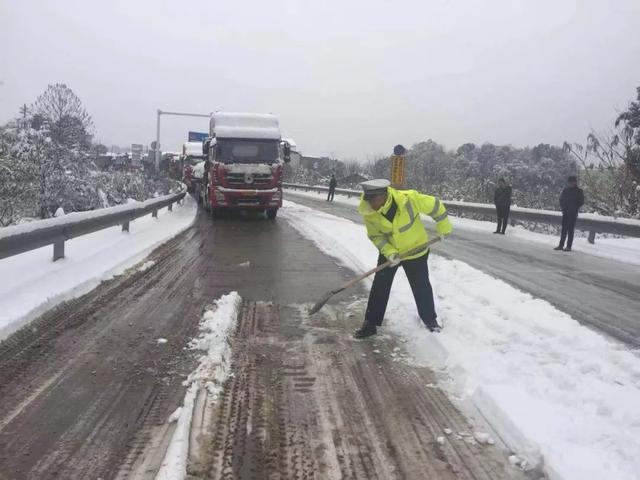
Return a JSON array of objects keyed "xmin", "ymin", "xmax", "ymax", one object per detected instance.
[{"xmin": 338, "ymin": 236, "xmax": 441, "ymax": 291}]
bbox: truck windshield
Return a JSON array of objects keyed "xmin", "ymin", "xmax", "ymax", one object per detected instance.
[{"xmin": 216, "ymin": 139, "xmax": 278, "ymax": 164}]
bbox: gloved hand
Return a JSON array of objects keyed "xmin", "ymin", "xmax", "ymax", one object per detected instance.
[{"xmin": 387, "ymin": 253, "xmax": 401, "ymax": 267}]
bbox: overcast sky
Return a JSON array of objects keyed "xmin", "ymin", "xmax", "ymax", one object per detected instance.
[{"xmin": 1, "ymin": 0, "xmax": 639, "ymax": 160}]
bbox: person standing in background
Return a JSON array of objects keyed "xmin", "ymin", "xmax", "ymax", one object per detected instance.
[
  {"xmin": 554, "ymin": 176, "xmax": 584, "ymax": 252},
  {"xmin": 327, "ymin": 174, "xmax": 337, "ymax": 202},
  {"xmin": 493, "ymin": 178, "xmax": 512, "ymax": 234}
]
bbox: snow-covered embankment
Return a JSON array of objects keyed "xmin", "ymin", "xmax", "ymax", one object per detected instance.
[
  {"xmin": 0, "ymin": 197, "xmax": 197, "ymax": 340},
  {"xmin": 281, "ymin": 200, "xmax": 640, "ymax": 480}
]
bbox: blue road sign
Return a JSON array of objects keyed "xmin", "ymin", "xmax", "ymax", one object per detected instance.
[{"xmin": 188, "ymin": 131, "xmax": 208, "ymax": 142}]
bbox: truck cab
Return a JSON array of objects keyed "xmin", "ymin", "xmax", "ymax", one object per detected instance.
[
  {"xmin": 181, "ymin": 141, "xmax": 206, "ymax": 193},
  {"xmin": 201, "ymin": 112, "xmax": 289, "ymax": 219}
]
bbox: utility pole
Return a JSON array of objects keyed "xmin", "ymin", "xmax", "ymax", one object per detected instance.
[
  {"xmin": 155, "ymin": 109, "xmax": 161, "ymax": 172},
  {"xmin": 19, "ymin": 104, "xmax": 28, "ymax": 128}
]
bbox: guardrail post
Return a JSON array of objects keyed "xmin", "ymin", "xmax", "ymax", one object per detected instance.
[
  {"xmin": 53, "ymin": 240, "xmax": 65, "ymax": 261},
  {"xmin": 588, "ymin": 231, "xmax": 596, "ymax": 244},
  {"xmin": 168, "ymin": 202, "xmax": 173, "ymax": 212},
  {"xmin": 152, "ymin": 209, "xmax": 158, "ymax": 218},
  {"xmin": 122, "ymin": 221, "xmax": 130, "ymax": 232}
]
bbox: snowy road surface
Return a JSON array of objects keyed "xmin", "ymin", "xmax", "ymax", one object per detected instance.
[
  {"xmin": 0, "ymin": 209, "xmax": 522, "ymax": 479},
  {"xmin": 281, "ymin": 201, "xmax": 640, "ymax": 480},
  {"xmin": 285, "ymin": 190, "xmax": 640, "ymax": 347}
]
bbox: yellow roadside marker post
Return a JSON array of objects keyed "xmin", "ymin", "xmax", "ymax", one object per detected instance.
[{"xmin": 390, "ymin": 144, "xmax": 406, "ymax": 189}]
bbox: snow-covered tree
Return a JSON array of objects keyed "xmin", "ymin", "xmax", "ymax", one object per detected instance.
[
  {"xmin": 615, "ymin": 86, "xmax": 640, "ymax": 182},
  {"xmin": 33, "ymin": 83, "xmax": 94, "ymax": 151},
  {"xmin": 0, "ymin": 84, "xmax": 178, "ymax": 226}
]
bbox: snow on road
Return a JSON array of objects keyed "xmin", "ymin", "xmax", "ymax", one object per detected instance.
[
  {"xmin": 0, "ymin": 197, "xmax": 197, "ymax": 340},
  {"xmin": 155, "ymin": 292, "xmax": 241, "ymax": 480},
  {"xmin": 285, "ymin": 189, "xmax": 640, "ymax": 266},
  {"xmin": 281, "ymin": 200, "xmax": 640, "ymax": 480}
]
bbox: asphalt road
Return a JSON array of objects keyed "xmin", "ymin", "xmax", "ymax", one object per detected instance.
[
  {"xmin": 286, "ymin": 192, "xmax": 640, "ymax": 348},
  {"xmin": 0, "ymin": 210, "xmax": 525, "ymax": 479}
]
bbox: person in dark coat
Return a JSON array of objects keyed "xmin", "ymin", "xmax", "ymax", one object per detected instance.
[
  {"xmin": 327, "ymin": 175, "xmax": 337, "ymax": 202},
  {"xmin": 554, "ymin": 176, "xmax": 584, "ymax": 252},
  {"xmin": 493, "ymin": 178, "xmax": 512, "ymax": 234}
]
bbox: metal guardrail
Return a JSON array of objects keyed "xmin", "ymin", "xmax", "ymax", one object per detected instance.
[
  {"xmin": 283, "ymin": 183, "xmax": 640, "ymax": 241},
  {"xmin": 0, "ymin": 188, "xmax": 187, "ymax": 261}
]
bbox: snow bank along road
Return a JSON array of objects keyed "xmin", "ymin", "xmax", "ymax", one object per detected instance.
[
  {"xmin": 0, "ymin": 196, "xmax": 198, "ymax": 341},
  {"xmin": 285, "ymin": 191, "xmax": 640, "ymax": 348},
  {"xmin": 0, "ymin": 209, "xmax": 523, "ymax": 479},
  {"xmin": 281, "ymin": 201, "xmax": 640, "ymax": 480}
]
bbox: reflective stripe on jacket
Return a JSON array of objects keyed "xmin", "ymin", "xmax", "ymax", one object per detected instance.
[{"xmin": 357, "ymin": 187, "xmax": 452, "ymax": 260}]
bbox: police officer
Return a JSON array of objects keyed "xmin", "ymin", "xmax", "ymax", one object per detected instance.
[{"xmin": 354, "ymin": 179, "xmax": 452, "ymax": 339}]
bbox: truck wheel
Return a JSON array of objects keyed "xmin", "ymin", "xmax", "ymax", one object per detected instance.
[{"xmin": 266, "ymin": 208, "xmax": 278, "ymax": 220}]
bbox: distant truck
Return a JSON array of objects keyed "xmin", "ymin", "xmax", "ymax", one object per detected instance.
[
  {"xmin": 200, "ymin": 112, "xmax": 290, "ymax": 219},
  {"xmin": 181, "ymin": 141, "xmax": 206, "ymax": 192},
  {"xmin": 191, "ymin": 160, "xmax": 206, "ymax": 202}
]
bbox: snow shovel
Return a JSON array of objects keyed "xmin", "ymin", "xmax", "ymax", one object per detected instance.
[{"xmin": 309, "ymin": 236, "xmax": 442, "ymax": 315}]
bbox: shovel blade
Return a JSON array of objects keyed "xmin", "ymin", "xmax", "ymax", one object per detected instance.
[{"xmin": 308, "ymin": 287, "xmax": 344, "ymax": 315}]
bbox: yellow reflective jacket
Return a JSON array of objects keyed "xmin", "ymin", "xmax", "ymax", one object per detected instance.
[{"xmin": 358, "ymin": 187, "xmax": 452, "ymax": 260}]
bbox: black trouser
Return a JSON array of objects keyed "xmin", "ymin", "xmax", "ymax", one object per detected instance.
[
  {"xmin": 364, "ymin": 252, "xmax": 438, "ymax": 328},
  {"xmin": 327, "ymin": 188, "xmax": 335, "ymax": 201},
  {"xmin": 496, "ymin": 205, "xmax": 510, "ymax": 233},
  {"xmin": 560, "ymin": 211, "xmax": 578, "ymax": 248}
]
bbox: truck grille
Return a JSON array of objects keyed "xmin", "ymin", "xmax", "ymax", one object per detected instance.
[{"xmin": 226, "ymin": 173, "xmax": 273, "ymax": 188}]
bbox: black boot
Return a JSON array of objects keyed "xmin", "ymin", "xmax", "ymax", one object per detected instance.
[
  {"xmin": 553, "ymin": 245, "xmax": 564, "ymax": 251},
  {"xmin": 354, "ymin": 322, "xmax": 377, "ymax": 339},
  {"xmin": 424, "ymin": 320, "xmax": 441, "ymax": 333}
]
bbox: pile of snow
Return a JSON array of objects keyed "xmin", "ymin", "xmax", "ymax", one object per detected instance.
[
  {"xmin": 138, "ymin": 260, "xmax": 156, "ymax": 272},
  {"xmin": 155, "ymin": 292, "xmax": 241, "ymax": 480},
  {"xmin": 284, "ymin": 188, "xmax": 640, "ymax": 266},
  {"xmin": 280, "ymin": 201, "xmax": 640, "ymax": 480},
  {"xmin": 0, "ymin": 197, "xmax": 197, "ymax": 340}
]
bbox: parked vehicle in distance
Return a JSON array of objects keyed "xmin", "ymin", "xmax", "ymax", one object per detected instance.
[
  {"xmin": 191, "ymin": 160, "xmax": 206, "ymax": 203},
  {"xmin": 181, "ymin": 141, "xmax": 206, "ymax": 193}
]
